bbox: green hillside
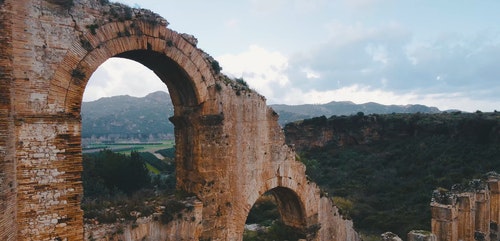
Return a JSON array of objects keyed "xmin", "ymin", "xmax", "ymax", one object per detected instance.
[
  {"xmin": 81, "ymin": 91, "xmax": 174, "ymax": 140},
  {"xmin": 284, "ymin": 111, "xmax": 500, "ymax": 237}
]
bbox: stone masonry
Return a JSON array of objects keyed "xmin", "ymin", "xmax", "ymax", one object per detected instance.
[{"xmin": 0, "ymin": 0, "xmax": 359, "ymax": 240}]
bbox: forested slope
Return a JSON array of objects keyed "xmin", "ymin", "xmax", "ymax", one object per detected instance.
[{"xmin": 284, "ymin": 111, "xmax": 500, "ymax": 237}]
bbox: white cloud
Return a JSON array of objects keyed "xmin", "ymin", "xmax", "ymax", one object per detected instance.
[
  {"xmin": 83, "ymin": 58, "xmax": 168, "ymax": 102},
  {"xmin": 217, "ymin": 45, "xmax": 289, "ymax": 99},
  {"xmin": 250, "ymin": 0, "xmax": 326, "ymax": 14},
  {"xmin": 278, "ymin": 84, "xmax": 417, "ymax": 105},
  {"xmin": 250, "ymin": 0, "xmax": 287, "ymax": 15},
  {"xmin": 275, "ymin": 84, "xmax": 500, "ymax": 112},
  {"xmin": 224, "ymin": 18, "xmax": 240, "ymax": 29},
  {"xmin": 365, "ymin": 44, "xmax": 389, "ymax": 65},
  {"xmin": 301, "ymin": 67, "xmax": 321, "ymax": 79},
  {"xmin": 342, "ymin": 0, "xmax": 387, "ymax": 9},
  {"xmin": 292, "ymin": 0, "xmax": 327, "ymax": 13}
]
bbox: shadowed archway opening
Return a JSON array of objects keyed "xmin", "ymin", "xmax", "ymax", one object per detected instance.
[
  {"xmin": 244, "ymin": 187, "xmax": 307, "ymax": 241},
  {"xmin": 114, "ymin": 50, "xmax": 199, "ymax": 109}
]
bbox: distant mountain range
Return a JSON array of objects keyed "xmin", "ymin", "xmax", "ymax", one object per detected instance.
[
  {"xmin": 82, "ymin": 91, "xmax": 444, "ymax": 140},
  {"xmin": 271, "ymin": 101, "xmax": 441, "ymax": 125}
]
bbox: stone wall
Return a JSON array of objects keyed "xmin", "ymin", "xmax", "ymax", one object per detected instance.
[
  {"xmin": 84, "ymin": 199, "xmax": 203, "ymax": 241},
  {"xmin": 317, "ymin": 197, "xmax": 359, "ymax": 241}
]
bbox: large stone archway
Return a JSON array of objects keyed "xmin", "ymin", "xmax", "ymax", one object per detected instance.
[{"xmin": 0, "ymin": 1, "xmax": 359, "ymax": 240}]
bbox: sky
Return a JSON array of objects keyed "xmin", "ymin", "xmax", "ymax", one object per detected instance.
[{"xmin": 84, "ymin": 0, "xmax": 500, "ymax": 112}]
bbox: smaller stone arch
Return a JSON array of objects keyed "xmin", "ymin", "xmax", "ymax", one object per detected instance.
[
  {"xmin": 240, "ymin": 172, "xmax": 322, "ymax": 240},
  {"xmin": 267, "ymin": 186, "xmax": 308, "ymax": 229}
]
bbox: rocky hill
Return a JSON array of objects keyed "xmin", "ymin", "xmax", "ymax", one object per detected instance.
[
  {"xmin": 284, "ymin": 111, "xmax": 500, "ymax": 237},
  {"xmin": 81, "ymin": 91, "xmax": 175, "ymax": 141}
]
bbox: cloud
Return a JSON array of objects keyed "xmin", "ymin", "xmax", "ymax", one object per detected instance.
[
  {"xmin": 301, "ymin": 67, "xmax": 321, "ymax": 79},
  {"xmin": 292, "ymin": 0, "xmax": 327, "ymax": 13},
  {"xmin": 83, "ymin": 58, "xmax": 168, "ymax": 102},
  {"xmin": 342, "ymin": 0, "xmax": 387, "ymax": 9},
  {"xmin": 212, "ymin": 28, "xmax": 500, "ymax": 112},
  {"xmin": 224, "ymin": 18, "xmax": 240, "ymax": 29},
  {"xmin": 217, "ymin": 45, "xmax": 289, "ymax": 99},
  {"xmin": 250, "ymin": 0, "xmax": 327, "ymax": 15},
  {"xmin": 250, "ymin": 0, "xmax": 287, "ymax": 15},
  {"xmin": 275, "ymin": 84, "xmax": 498, "ymax": 112},
  {"xmin": 277, "ymin": 85, "xmax": 418, "ymax": 105},
  {"xmin": 283, "ymin": 21, "xmax": 500, "ymax": 111}
]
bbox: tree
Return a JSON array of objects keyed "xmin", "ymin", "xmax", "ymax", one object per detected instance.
[{"xmin": 83, "ymin": 150, "xmax": 151, "ymax": 197}]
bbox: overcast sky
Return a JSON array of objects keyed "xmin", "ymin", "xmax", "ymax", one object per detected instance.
[{"xmin": 84, "ymin": 0, "xmax": 500, "ymax": 112}]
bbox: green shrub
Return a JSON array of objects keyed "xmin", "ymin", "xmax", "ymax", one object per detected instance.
[
  {"xmin": 211, "ymin": 60, "xmax": 221, "ymax": 74},
  {"xmin": 160, "ymin": 200, "xmax": 187, "ymax": 224},
  {"xmin": 235, "ymin": 78, "xmax": 248, "ymax": 87}
]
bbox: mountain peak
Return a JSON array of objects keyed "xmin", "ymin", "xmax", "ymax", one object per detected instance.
[{"xmin": 145, "ymin": 91, "xmax": 169, "ymax": 100}]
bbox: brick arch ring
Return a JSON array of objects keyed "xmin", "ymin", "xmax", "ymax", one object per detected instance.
[{"xmin": 47, "ymin": 20, "xmax": 219, "ymax": 115}]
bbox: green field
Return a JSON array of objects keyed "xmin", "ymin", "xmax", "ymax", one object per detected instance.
[{"xmin": 83, "ymin": 140, "xmax": 175, "ymax": 155}]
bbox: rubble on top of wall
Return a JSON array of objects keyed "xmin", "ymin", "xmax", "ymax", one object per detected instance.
[{"xmin": 431, "ymin": 175, "xmax": 493, "ymax": 205}]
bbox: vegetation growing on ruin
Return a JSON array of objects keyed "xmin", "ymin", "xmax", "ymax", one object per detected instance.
[
  {"xmin": 287, "ymin": 112, "xmax": 500, "ymax": 237},
  {"xmin": 71, "ymin": 67, "xmax": 86, "ymax": 80},
  {"xmin": 53, "ymin": 0, "xmax": 74, "ymax": 9},
  {"xmin": 85, "ymin": 24, "xmax": 99, "ymax": 35},
  {"xmin": 211, "ymin": 59, "xmax": 222, "ymax": 74}
]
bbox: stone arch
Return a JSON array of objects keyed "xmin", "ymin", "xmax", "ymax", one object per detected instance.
[
  {"xmin": 47, "ymin": 20, "xmax": 218, "ymax": 116},
  {"xmin": 261, "ymin": 186, "xmax": 307, "ymax": 228},
  {"xmin": 240, "ymin": 174, "xmax": 320, "ymax": 239},
  {"xmin": 44, "ymin": 19, "xmax": 223, "ymax": 197}
]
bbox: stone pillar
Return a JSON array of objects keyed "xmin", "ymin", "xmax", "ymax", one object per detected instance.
[
  {"xmin": 408, "ymin": 230, "xmax": 437, "ymax": 241},
  {"xmin": 475, "ymin": 189, "xmax": 491, "ymax": 241},
  {"xmin": 431, "ymin": 201, "xmax": 458, "ymax": 241},
  {"xmin": 0, "ymin": 1, "xmax": 17, "ymax": 240},
  {"xmin": 15, "ymin": 116, "xmax": 84, "ymax": 241},
  {"xmin": 487, "ymin": 177, "xmax": 500, "ymax": 241},
  {"xmin": 456, "ymin": 193, "xmax": 475, "ymax": 241},
  {"xmin": 171, "ymin": 111, "xmax": 234, "ymax": 240}
]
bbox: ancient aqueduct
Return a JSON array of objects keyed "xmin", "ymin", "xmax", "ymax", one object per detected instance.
[{"xmin": 0, "ymin": 1, "xmax": 359, "ymax": 240}]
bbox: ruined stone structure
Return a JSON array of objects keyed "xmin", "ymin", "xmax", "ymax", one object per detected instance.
[
  {"xmin": 431, "ymin": 174, "xmax": 500, "ymax": 241},
  {"xmin": 84, "ymin": 198, "xmax": 204, "ymax": 241},
  {"xmin": 0, "ymin": 1, "xmax": 359, "ymax": 240}
]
